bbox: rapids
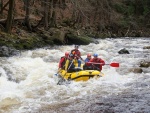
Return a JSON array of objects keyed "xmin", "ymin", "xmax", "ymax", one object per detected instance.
[{"xmin": 0, "ymin": 38, "xmax": 150, "ymax": 113}]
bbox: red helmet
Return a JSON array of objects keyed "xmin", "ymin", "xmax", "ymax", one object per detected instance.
[
  {"xmin": 87, "ymin": 54, "xmax": 91, "ymax": 57},
  {"xmin": 65, "ymin": 52, "xmax": 69, "ymax": 57}
]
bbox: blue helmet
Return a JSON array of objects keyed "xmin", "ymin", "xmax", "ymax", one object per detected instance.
[{"xmin": 93, "ymin": 53, "xmax": 98, "ymax": 57}]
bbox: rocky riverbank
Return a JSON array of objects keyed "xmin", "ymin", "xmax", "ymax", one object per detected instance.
[{"xmin": 0, "ymin": 27, "xmax": 150, "ymax": 57}]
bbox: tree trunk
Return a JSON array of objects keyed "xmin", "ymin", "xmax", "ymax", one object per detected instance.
[
  {"xmin": 0, "ymin": 0, "xmax": 3, "ymax": 14},
  {"xmin": 49, "ymin": 0, "xmax": 56, "ymax": 27},
  {"xmin": 44, "ymin": 0, "xmax": 49, "ymax": 30},
  {"xmin": 0, "ymin": 1, "xmax": 9, "ymax": 14},
  {"xmin": 5, "ymin": 0, "xmax": 15, "ymax": 33},
  {"xmin": 24, "ymin": 0, "xmax": 32, "ymax": 31}
]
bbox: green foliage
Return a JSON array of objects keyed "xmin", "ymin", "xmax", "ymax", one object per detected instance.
[
  {"xmin": 125, "ymin": 5, "xmax": 135, "ymax": 16},
  {"xmin": 113, "ymin": 3, "xmax": 126, "ymax": 14},
  {"xmin": 143, "ymin": 7, "xmax": 149, "ymax": 15},
  {"xmin": 113, "ymin": 2, "xmax": 135, "ymax": 16},
  {"xmin": 118, "ymin": 20, "xmax": 129, "ymax": 28},
  {"xmin": 113, "ymin": 0, "xmax": 150, "ymax": 17},
  {"xmin": 142, "ymin": 0, "xmax": 150, "ymax": 16}
]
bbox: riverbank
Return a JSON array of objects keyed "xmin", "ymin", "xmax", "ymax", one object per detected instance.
[
  {"xmin": 0, "ymin": 25, "xmax": 150, "ymax": 49},
  {"xmin": 0, "ymin": 28, "xmax": 150, "ymax": 57}
]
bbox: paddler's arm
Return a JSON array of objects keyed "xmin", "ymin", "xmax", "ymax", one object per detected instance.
[
  {"xmin": 100, "ymin": 59, "xmax": 105, "ymax": 66},
  {"xmin": 74, "ymin": 54, "xmax": 84, "ymax": 61},
  {"xmin": 78, "ymin": 51, "xmax": 84, "ymax": 60},
  {"xmin": 86, "ymin": 59, "xmax": 93, "ymax": 66}
]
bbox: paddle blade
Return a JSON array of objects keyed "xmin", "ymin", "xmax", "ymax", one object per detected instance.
[{"xmin": 109, "ymin": 63, "xmax": 119, "ymax": 67}]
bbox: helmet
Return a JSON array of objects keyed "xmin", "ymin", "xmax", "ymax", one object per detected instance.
[
  {"xmin": 65, "ymin": 52, "xmax": 69, "ymax": 57},
  {"xmin": 69, "ymin": 54, "xmax": 74, "ymax": 57},
  {"xmin": 75, "ymin": 45, "xmax": 79, "ymax": 48},
  {"xmin": 87, "ymin": 54, "xmax": 91, "ymax": 57},
  {"xmin": 93, "ymin": 53, "xmax": 98, "ymax": 57}
]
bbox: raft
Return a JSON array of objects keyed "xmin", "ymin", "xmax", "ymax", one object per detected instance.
[{"xmin": 58, "ymin": 67, "xmax": 104, "ymax": 82}]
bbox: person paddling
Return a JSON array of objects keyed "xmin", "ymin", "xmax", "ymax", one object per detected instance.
[
  {"xmin": 58, "ymin": 52, "xmax": 69, "ymax": 69},
  {"xmin": 87, "ymin": 53, "xmax": 105, "ymax": 71},
  {"xmin": 65, "ymin": 54, "xmax": 76, "ymax": 72},
  {"xmin": 83, "ymin": 53, "xmax": 92, "ymax": 70},
  {"xmin": 70, "ymin": 45, "xmax": 82, "ymax": 67}
]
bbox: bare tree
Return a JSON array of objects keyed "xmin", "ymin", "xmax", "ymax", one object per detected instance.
[
  {"xmin": 0, "ymin": 0, "xmax": 3, "ymax": 14},
  {"xmin": 43, "ymin": 0, "xmax": 49, "ymax": 30},
  {"xmin": 0, "ymin": 1, "xmax": 9, "ymax": 15},
  {"xmin": 24, "ymin": 0, "xmax": 32, "ymax": 31},
  {"xmin": 5, "ymin": 0, "xmax": 15, "ymax": 33},
  {"xmin": 49, "ymin": 0, "xmax": 56, "ymax": 27}
]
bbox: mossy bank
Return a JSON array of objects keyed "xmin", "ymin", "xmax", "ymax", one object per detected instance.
[{"xmin": 0, "ymin": 27, "xmax": 93, "ymax": 50}]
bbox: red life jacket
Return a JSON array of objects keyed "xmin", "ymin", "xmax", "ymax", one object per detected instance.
[
  {"xmin": 89, "ymin": 58, "xmax": 105, "ymax": 71},
  {"xmin": 71, "ymin": 49, "xmax": 81, "ymax": 59},
  {"xmin": 92, "ymin": 58, "xmax": 100, "ymax": 68},
  {"xmin": 59, "ymin": 56, "xmax": 67, "ymax": 69}
]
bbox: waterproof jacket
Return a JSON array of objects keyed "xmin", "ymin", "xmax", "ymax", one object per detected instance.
[
  {"xmin": 59, "ymin": 56, "xmax": 68, "ymax": 69},
  {"xmin": 87, "ymin": 58, "xmax": 105, "ymax": 71},
  {"xmin": 71, "ymin": 49, "xmax": 81, "ymax": 59},
  {"xmin": 84, "ymin": 58, "xmax": 91, "ymax": 63},
  {"xmin": 65, "ymin": 59, "xmax": 75, "ymax": 71}
]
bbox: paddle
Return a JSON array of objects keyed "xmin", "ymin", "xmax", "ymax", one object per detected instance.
[
  {"xmin": 63, "ymin": 60, "xmax": 74, "ymax": 77},
  {"xmin": 57, "ymin": 61, "xmax": 73, "ymax": 84},
  {"xmin": 88, "ymin": 62, "xmax": 119, "ymax": 67},
  {"xmin": 55, "ymin": 68, "xmax": 62, "ymax": 76},
  {"xmin": 57, "ymin": 56, "xmax": 75, "ymax": 84},
  {"xmin": 75, "ymin": 54, "xmax": 119, "ymax": 68},
  {"xmin": 74, "ymin": 54, "xmax": 84, "ymax": 61},
  {"xmin": 67, "ymin": 60, "xmax": 74, "ymax": 71},
  {"xmin": 57, "ymin": 60, "xmax": 74, "ymax": 84}
]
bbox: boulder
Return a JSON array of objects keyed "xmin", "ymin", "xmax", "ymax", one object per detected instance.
[
  {"xmin": 143, "ymin": 46, "xmax": 150, "ymax": 49},
  {"xmin": 66, "ymin": 33, "xmax": 93, "ymax": 45},
  {"xmin": 129, "ymin": 68, "xmax": 143, "ymax": 73},
  {"xmin": 118, "ymin": 48, "xmax": 130, "ymax": 54},
  {"xmin": 139, "ymin": 61, "xmax": 150, "ymax": 68}
]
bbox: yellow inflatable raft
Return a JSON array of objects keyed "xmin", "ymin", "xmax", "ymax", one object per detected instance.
[{"xmin": 58, "ymin": 68, "xmax": 104, "ymax": 82}]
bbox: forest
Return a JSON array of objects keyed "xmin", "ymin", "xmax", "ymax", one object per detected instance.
[{"xmin": 0, "ymin": 0, "xmax": 150, "ymax": 50}]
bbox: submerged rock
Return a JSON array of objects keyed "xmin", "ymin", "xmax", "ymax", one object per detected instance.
[
  {"xmin": 139, "ymin": 61, "xmax": 150, "ymax": 68},
  {"xmin": 118, "ymin": 48, "xmax": 130, "ymax": 54},
  {"xmin": 0, "ymin": 46, "xmax": 20, "ymax": 57},
  {"xmin": 143, "ymin": 46, "xmax": 150, "ymax": 49},
  {"xmin": 129, "ymin": 68, "xmax": 143, "ymax": 73}
]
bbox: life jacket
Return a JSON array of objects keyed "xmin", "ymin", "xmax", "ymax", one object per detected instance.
[
  {"xmin": 90, "ymin": 58, "xmax": 105, "ymax": 71},
  {"xmin": 92, "ymin": 58, "xmax": 101, "ymax": 68},
  {"xmin": 71, "ymin": 49, "xmax": 81, "ymax": 59},
  {"xmin": 65, "ymin": 59, "xmax": 75, "ymax": 71},
  {"xmin": 84, "ymin": 58, "xmax": 91, "ymax": 63},
  {"xmin": 67, "ymin": 59, "xmax": 75, "ymax": 69},
  {"xmin": 60, "ymin": 56, "xmax": 67, "ymax": 69}
]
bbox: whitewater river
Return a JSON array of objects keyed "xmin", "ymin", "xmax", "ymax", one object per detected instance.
[{"xmin": 0, "ymin": 38, "xmax": 150, "ymax": 113}]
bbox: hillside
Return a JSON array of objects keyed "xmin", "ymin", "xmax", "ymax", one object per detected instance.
[{"xmin": 0, "ymin": 0, "xmax": 150, "ymax": 50}]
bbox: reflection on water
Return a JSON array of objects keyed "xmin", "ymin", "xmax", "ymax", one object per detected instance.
[{"xmin": 0, "ymin": 38, "xmax": 150, "ymax": 113}]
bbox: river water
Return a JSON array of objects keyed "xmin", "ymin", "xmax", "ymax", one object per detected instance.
[{"xmin": 0, "ymin": 38, "xmax": 150, "ymax": 113}]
